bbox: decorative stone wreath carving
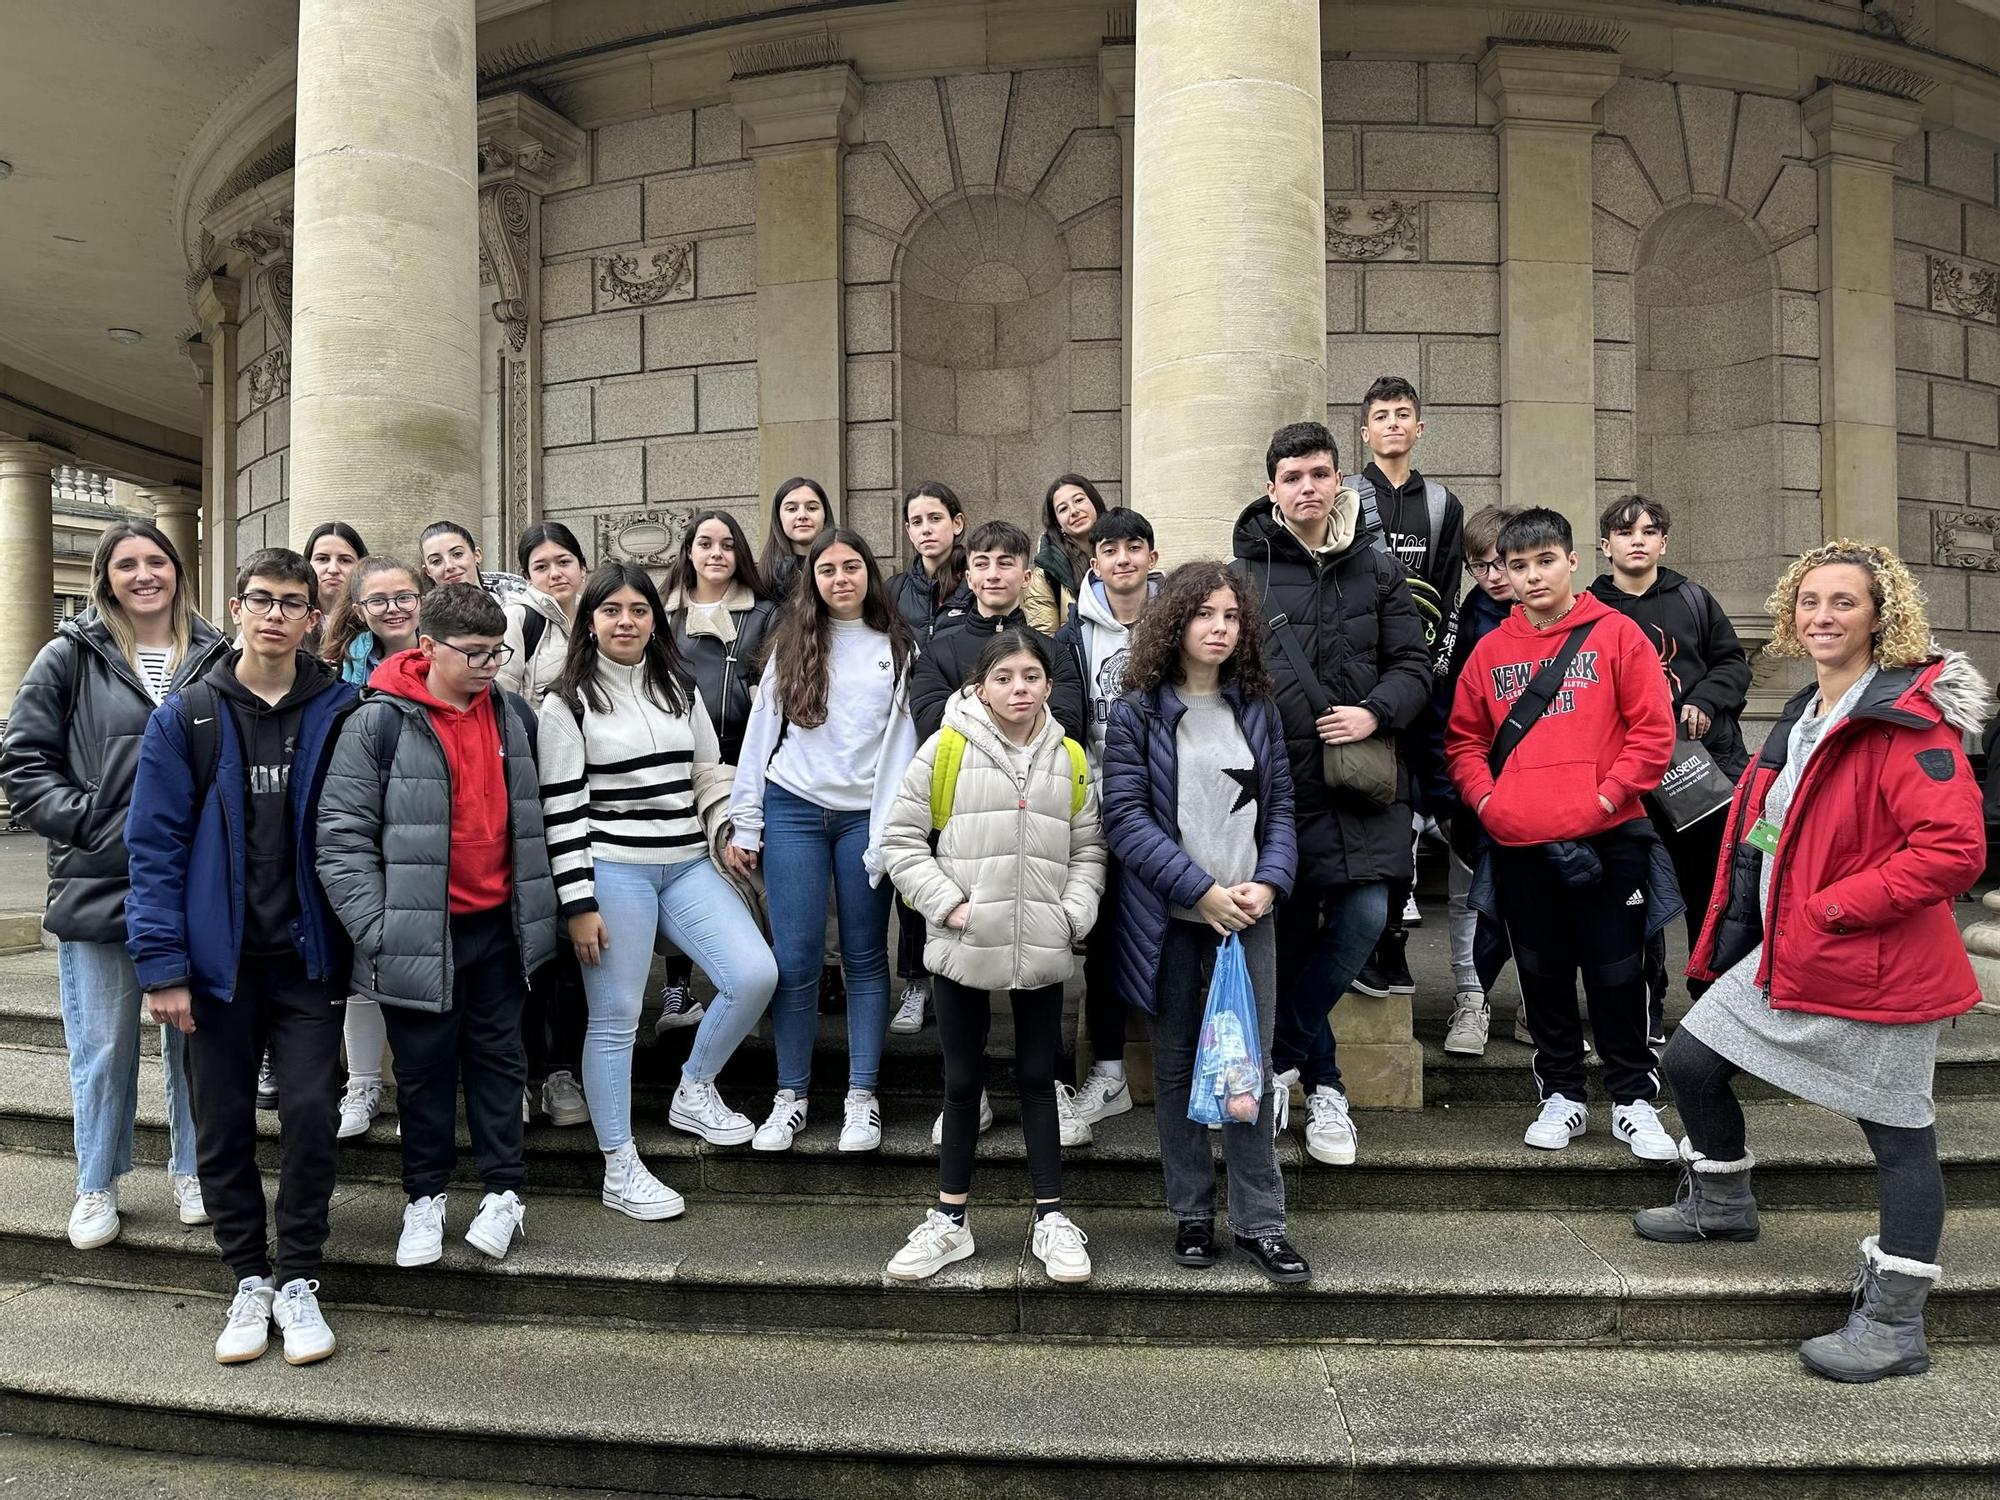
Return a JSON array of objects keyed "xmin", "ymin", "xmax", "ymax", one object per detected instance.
[
  {"xmin": 1326, "ymin": 200, "xmax": 1421, "ymax": 261},
  {"xmin": 244, "ymin": 346, "xmax": 288, "ymax": 410},
  {"xmin": 1933, "ymin": 510, "xmax": 2000, "ymax": 572},
  {"xmin": 597, "ymin": 246, "xmax": 697, "ymax": 308},
  {"xmin": 596, "ymin": 507, "xmax": 692, "ymax": 569},
  {"xmin": 1929, "ymin": 256, "xmax": 1999, "ymax": 324}
]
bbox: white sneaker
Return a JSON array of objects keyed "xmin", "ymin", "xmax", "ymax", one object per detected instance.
[
  {"xmin": 173, "ymin": 1172, "xmax": 210, "ymax": 1226},
  {"xmin": 214, "ymin": 1276, "xmax": 274, "ymax": 1364},
  {"xmin": 840, "ymin": 1089, "xmax": 883, "ymax": 1152},
  {"xmin": 1055, "ymin": 1082, "xmax": 1094, "ymax": 1147},
  {"xmin": 272, "ymin": 1278, "xmax": 336, "ymax": 1365},
  {"xmin": 465, "ymin": 1189, "xmax": 526, "ymax": 1260},
  {"xmin": 521, "ymin": 1088, "xmax": 532, "ymax": 1125},
  {"xmin": 931, "ymin": 1090, "xmax": 993, "ymax": 1145},
  {"xmin": 1072, "ymin": 1066, "xmax": 1132, "ymax": 1125},
  {"xmin": 1525, "ymin": 1094, "xmax": 1589, "ymax": 1151},
  {"xmin": 1612, "ymin": 1100, "xmax": 1678, "ymax": 1162},
  {"xmin": 1401, "ymin": 891, "xmax": 1422, "ymax": 927},
  {"xmin": 540, "ymin": 1070, "xmax": 589, "ymax": 1127},
  {"xmin": 884, "ymin": 1209, "xmax": 975, "ymax": 1281},
  {"xmin": 752, "ymin": 1089, "xmax": 809, "ymax": 1152},
  {"xmin": 68, "ymin": 1188, "xmax": 119, "ymax": 1250},
  {"xmin": 1512, "ymin": 1010, "xmax": 1593, "ymax": 1057},
  {"xmin": 255, "ymin": 1053, "xmax": 278, "ymax": 1109},
  {"xmin": 1443, "ymin": 991, "xmax": 1489, "ymax": 1057},
  {"xmin": 1303, "ymin": 1086, "xmax": 1357, "ymax": 1166},
  {"xmin": 670, "ymin": 1077, "xmax": 756, "ymax": 1146},
  {"xmin": 601, "ymin": 1142, "xmax": 686, "ymax": 1221},
  {"xmin": 653, "ymin": 981, "xmax": 706, "ymax": 1035},
  {"xmin": 1272, "ymin": 1067, "xmax": 1298, "ymax": 1132},
  {"xmin": 1031, "ymin": 1211, "xmax": 1093, "ymax": 1284},
  {"xmin": 888, "ymin": 980, "xmax": 928, "ymax": 1035},
  {"xmin": 396, "ymin": 1193, "xmax": 448, "ymax": 1266},
  {"xmin": 336, "ymin": 1080, "xmax": 382, "ymax": 1140}
]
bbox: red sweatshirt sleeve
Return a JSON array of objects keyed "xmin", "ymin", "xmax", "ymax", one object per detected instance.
[
  {"xmin": 1596, "ymin": 618, "xmax": 1677, "ymax": 813},
  {"xmin": 1445, "ymin": 637, "xmax": 1501, "ymax": 814}
]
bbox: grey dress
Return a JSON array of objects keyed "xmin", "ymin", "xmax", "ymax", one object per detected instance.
[{"xmin": 1678, "ymin": 666, "xmax": 1944, "ymax": 1128}]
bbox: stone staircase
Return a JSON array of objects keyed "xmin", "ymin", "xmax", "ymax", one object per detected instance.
[{"xmin": 0, "ymin": 934, "xmax": 1998, "ymax": 1496}]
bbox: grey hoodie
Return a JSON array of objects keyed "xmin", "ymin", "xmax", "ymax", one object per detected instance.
[{"xmin": 1063, "ymin": 572, "xmax": 1162, "ymax": 760}]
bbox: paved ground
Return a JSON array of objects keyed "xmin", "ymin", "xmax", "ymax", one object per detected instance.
[{"xmin": 0, "ymin": 830, "xmax": 47, "ymax": 915}]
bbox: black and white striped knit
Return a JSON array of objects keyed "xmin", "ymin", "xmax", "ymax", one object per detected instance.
[{"xmin": 537, "ymin": 657, "xmax": 730, "ymax": 918}]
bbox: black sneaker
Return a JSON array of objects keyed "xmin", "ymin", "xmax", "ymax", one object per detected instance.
[
  {"xmin": 254, "ymin": 1052, "xmax": 278, "ymax": 1110},
  {"xmin": 1173, "ymin": 1218, "xmax": 1217, "ymax": 1268},
  {"xmin": 1351, "ymin": 957, "xmax": 1392, "ymax": 998},
  {"xmin": 1378, "ymin": 931, "xmax": 1416, "ymax": 996}
]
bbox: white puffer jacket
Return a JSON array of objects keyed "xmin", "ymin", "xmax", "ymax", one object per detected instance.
[
  {"xmin": 497, "ymin": 587, "xmax": 571, "ymax": 705},
  {"xmin": 881, "ymin": 689, "xmax": 1106, "ymax": 992}
]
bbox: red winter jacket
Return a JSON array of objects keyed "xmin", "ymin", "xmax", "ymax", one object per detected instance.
[{"xmin": 1688, "ymin": 655, "xmax": 1988, "ymax": 1025}]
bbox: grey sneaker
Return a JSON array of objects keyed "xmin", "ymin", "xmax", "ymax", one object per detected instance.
[
  {"xmin": 540, "ymin": 1070, "xmax": 589, "ymax": 1127},
  {"xmin": 1442, "ymin": 990, "xmax": 1489, "ymax": 1056},
  {"xmin": 888, "ymin": 980, "xmax": 927, "ymax": 1035}
]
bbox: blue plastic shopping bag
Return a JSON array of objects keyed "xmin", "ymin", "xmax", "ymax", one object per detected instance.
[{"xmin": 1188, "ymin": 933, "xmax": 1263, "ymax": 1127}]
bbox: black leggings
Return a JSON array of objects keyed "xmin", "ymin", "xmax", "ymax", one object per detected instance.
[
  {"xmin": 1664, "ymin": 1029, "xmax": 1944, "ymax": 1263},
  {"xmin": 934, "ymin": 975, "xmax": 1063, "ymax": 1201}
]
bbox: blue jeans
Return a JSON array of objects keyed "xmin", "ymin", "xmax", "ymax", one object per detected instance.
[
  {"xmin": 577, "ymin": 856, "xmax": 779, "ymax": 1151},
  {"xmin": 58, "ymin": 938, "xmax": 197, "ymax": 1190},
  {"xmin": 761, "ymin": 783, "xmax": 892, "ymax": 1094},
  {"xmin": 1272, "ymin": 881, "xmax": 1389, "ymax": 1095}
]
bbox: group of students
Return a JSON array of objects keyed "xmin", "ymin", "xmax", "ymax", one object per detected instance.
[{"xmin": 3, "ymin": 375, "xmax": 1985, "ymax": 1386}]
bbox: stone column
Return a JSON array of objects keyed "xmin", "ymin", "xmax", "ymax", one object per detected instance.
[
  {"xmin": 139, "ymin": 486, "xmax": 203, "ymax": 602},
  {"xmin": 1805, "ymin": 84, "xmax": 1924, "ymax": 545},
  {"xmin": 288, "ymin": 0, "xmax": 481, "ymax": 557},
  {"xmin": 0, "ymin": 444, "xmax": 58, "ymax": 721},
  {"xmin": 1480, "ymin": 44, "xmax": 1621, "ymax": 541},
  {"xmin": 189, "ymin": 276, "xmax": 241, "ymax": 623},
  {"xmin": 1131, "ymin": 0, "xmax": 1325, "ymax": 567},
  {"xmin": 1100, "ymin": 44, "xmax": 1137, "ymax": 506},
  {"xmin": 730, "ymin": 65, "xmax": 862, "ymax": 507}
]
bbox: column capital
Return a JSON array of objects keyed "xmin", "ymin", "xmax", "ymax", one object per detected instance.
[
  {"xmin": 181, "ymin": 336, "xmax": 215, "ymax": 386},
  {"xmin": 729, "ymin": 64, "xmax": 863, "ymax": 152},
  {"xmin": 0, "ymin": 442, "xmax": 63, "ymax": 481},
  {"xmin": 1478, "ymin": 43, "xmax": 1620, "ymax": 126},
  {"xmin": 137, "ymin": 483, "xmax": 203, "ymax": 518},
  {"xmin": 192, "ymin": 274, "xmax": 242, "ymax": 330},
  {"xmin": 478, "ymin": 91, "xmax": 588, "ymax": 195},
  {"xmin": 1099, "ymin": 43, "xmax": 1136, "ymax": 124},
  {"xmin": 203, "ymin": 170, "xmax": 294, "ymax": 267},
  {"xmin": 1804, "ymin": 83, "xmax": 1924, "ymax": 170}
]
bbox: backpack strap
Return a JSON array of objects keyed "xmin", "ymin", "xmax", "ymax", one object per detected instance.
[
  {"xmin": 519, "ymin": 607, "xmax": 548, "ymax": 664},
  {"xmin": 1423, "ymin": 479, "xmax": 1449, "ymax": 569},
  {"xmin": 1676, "ymin": 578, "xmax": 1708, "ymax": 640},
  {"xmin": 1061, "ymin": 736, "xmax": 1089, "ymax": 817},
  {"xmin": 1347, "ymin": 471, "xmax": 1383, "ymax": 538},
  {"xmin": 371, "ymin": 704, "xmax": 404, "ymax": 788},
  {"xmin": 176, "ymin": 680, "xmax": 224, "ymax": 808},
  {"xmin": 1486, "ymin": 619, "xmax": 1598, "ymax": 779},
  {"xmin": 929, "ymin": 726, "xmax": 968, "ymax": 829}
]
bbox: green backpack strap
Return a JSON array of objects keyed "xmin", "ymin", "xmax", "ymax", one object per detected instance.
[
  {"xmin": 930, "ymin": 727, "xmax": 1089, "ymax": 828},
  {"xmin": 1061, "ymin": 737, "xmax": 1089, "ymax": 817}
]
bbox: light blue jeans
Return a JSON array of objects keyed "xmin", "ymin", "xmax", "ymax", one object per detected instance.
[
  {"xmin": 58, "ymin": 938, "xmax": 197, "ymax": 1191},
  {"xmin": 577, "ymin": 856, "xmax": 778, "ymax": 1152},
  {"xmin": 761, "ymin": 783, "xmax": 892, "ymax": 1095}
]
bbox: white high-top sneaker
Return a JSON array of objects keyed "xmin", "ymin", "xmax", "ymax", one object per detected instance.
[
  {"xmin": 669, "ymin": 1077, "xmax": 756, "ymax": 1146},
  {"xmin": 601, "ymin": 1142, "xmax": 686, "ymax": 1221}
]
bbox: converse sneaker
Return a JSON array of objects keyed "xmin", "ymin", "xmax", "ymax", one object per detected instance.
[
  {"xmin": 336, "ymin": 1080, "xmax": 382, "ymax": 1140},
  {"xmin": 839, "ymin": 1089, "xmax": 883, "ymax": 1152},
  {"xmin": 884, "ymin": 1209, "xmax": 975, "ymax": 1281},
  {"xmin": 1030, "ymin": 1211, "xmax": 1093, "ymax": 1284},
  {"xmin": 255, "ymin": 1052, "xmax": 278, "ymax": 1110},
  {"xmin": 888, "ymin": 979, "xmax": 928, "ymax": 1035},
  {"xmin": 172, "ymin": 1172, "xmax": 210, "ymax": 1226},
  {"xmin": 752, "ymin": 1089, "xmax": 808, "ymax": 1152},
  {"xmin": 931, "ymin": 1090, "xmax": 993, "ymax": 1145},
  {"xmin": 67, "ymin": 1189, "xmax": 119, "ymax": 1250},
  {"xmin": 1612, "ymin": 1099, "xmax": 1679, "ymax": 1162},
  {"xmin": 1055, "ymin": 1082, "xmax": 1094, "ymax": 1147},
  {"xmin": 214, "ymin": 1276, "xmax": 274, "ymax": 1364},
  {"xmin": 653, "ymin": 981, "xmax": 705, "ymax": 1035},
  {"xmin": 1303, "ymin": 1086, "xmax": 1357, "ymax": 1166},
  {"xmin": 465, "ymin": 1189, "xmax": 526, "ymax": 1260},
  {"xmin": 272, "ymin": 1278, "xmax": 336, "ymax": 1365},
  {"xmin": 1442, "ymin": 990, "xmax": 1489, "ymax": 1057},
  {"xmin": 1072, "ymin": 1065, "xmax": 1132, "ymax": 1125},
  {"xmin": 1525, "ymin": 1094, "xmax": 1589, "ymax": 1151},
  {"xmin": 540, "ymin": 1070, "xmax": 590, "ymax": 1127},
  {"xmin": 396, "ymin": 1194, "xmax": 448, "ymax": 1266},
  {"xmin": 669, "ymin": 1076, "xmax": 756, "ymax": 1146},
  {"xmin": 601, "ymin": 1142, "xmax": 686, "ymax": 1221}
]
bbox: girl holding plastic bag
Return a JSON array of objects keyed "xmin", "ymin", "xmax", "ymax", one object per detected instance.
[
  {"xmin": 1101, "ymin": 562, "xmax": 1306, "ymax": 1283},
  {"xmin": 878, "ymin": 630, "xmax": 1107, "ymax": 1284}
]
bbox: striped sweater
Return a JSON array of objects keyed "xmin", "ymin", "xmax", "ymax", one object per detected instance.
[{"xmin": 537, "ymin": 657, "xmax": 732, "ymax": 917}]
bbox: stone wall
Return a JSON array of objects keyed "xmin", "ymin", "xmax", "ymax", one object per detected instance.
[{"xmin": 233, "ymin": 269, "xmax": 291, "ymax": 558}]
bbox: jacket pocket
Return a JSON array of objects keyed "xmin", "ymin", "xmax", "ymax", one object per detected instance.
[
  {"xmin": 1786, "ymin": 890, "xmax": 1883, "ymax": 994},
  {"xmin": 1483, "ymin": 758, "xmax": 1599, "ymax": 844}
]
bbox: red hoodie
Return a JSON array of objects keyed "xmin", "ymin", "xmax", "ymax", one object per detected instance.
[
  {"xmin": 368, "ymin": 649, "xmax": 514, "ymax": 915},
  {"xmin": 1445, "ymin": 590, "xmax": 1675, "ymax": 846}
]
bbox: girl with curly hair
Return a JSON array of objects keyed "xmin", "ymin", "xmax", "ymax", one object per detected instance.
[
  {"xmin": 1635, "ymin": 540, "xmax": 1989, "ymax": 1384},
  {"xmin": 1099, "ymin": 562, "xmax": 1306, "ymax": 1282}
]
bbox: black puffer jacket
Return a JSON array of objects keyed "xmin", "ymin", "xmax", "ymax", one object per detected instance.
[
  {"xmin": 887, "ymin": 555, "xmax": 971, "ymax": 644},
  {"xmin": 909, "ymin": 605, "xmax": 1087, "ymax": 743},
  {"xmin": 670, "ymin": 590, "xmax": 777, "ymax": 766},
  {"xmin": 1230, "ymin": 495, "xmax": 1433, "ymax": 887},
  {"xmin": 1, "ymin": 610, "xmax": 229, "ymax": 942}
]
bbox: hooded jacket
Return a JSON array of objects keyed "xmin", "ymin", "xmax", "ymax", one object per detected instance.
[
  {"xmin": 909, "ymin": 604, "xmax": 1087, "ymax": 744},
  {"xmin": 887, "ymin": 555, "xmax": 972, "ymax": 643},
  {"xmin": 1052, "ymin": 571, "xmax": 1164, "ymax": 761},
  {"xmin": 880, "ymin": 692, "xmax": 1107, "ymax": 991},
  {"xmin": 1, "ymin": 609, "xmax": 230, "ymax": 943},
  {"xmin": 1230, "ymin": 493, "xmax": 1433, "ymax": 887},
  {"xmin": 123, "ymin": 652, "xmax": 356, "ymax": 999},
  {"xmin": 1445, "ymin": 590, "xmax": 1676, "ymax": 846},
  {"xmin": 1688, "ymin": 654, "xmax": 1988, "ymax": 1025},
  {"xmin": 667, "ymin": 580, "xmax": 777, "ymax": 767},
  {"xmin": 1022, "ymin": 534, "xmax": 1084, "ymax": 635},
  {"xmin": 497, "ymin": 587, "xmax": 571, "ymax": 706},
  {"xmin": 1587, "ymin": 567, "xmax": 1752, "ymax": 780}
]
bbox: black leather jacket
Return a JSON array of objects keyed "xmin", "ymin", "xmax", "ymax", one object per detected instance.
[{"xmin": 672, "ymin": 599, "xmax": 777, "ymax": 766}]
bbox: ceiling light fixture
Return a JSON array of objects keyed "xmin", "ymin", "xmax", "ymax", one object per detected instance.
[{"xmin": 106, "ymin": 328, "xmax": 143, "ymax": 345}]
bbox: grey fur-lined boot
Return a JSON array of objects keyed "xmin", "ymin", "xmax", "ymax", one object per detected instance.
[
  {"xmin": 1798, "ymin": 1235, "xmax": 1939, "ymax": 1383},
  {"xmin": 1631, "ymin": 1141, "xmax": 1759, "ymax": 1243}
]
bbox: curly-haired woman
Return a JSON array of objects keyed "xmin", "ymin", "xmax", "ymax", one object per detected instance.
[
  {"xmin": 1635, "ymin": 541, "xmax": 1987, "ymax": 1384},
  {"xmin": 1100, "ymin": 561, "xmax": 1304, "ymax": 1282}
]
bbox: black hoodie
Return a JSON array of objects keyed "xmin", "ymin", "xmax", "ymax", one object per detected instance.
[
  {"xmin": 205, "ymin": 650, "xmax": 346, "ymax": 956},
  {"xmin": 1586, "ymin": 567, "xmax": 1752, "ymax": 780}
]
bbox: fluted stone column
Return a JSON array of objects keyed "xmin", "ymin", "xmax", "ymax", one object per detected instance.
[
  {"xmin": 288, "ymin": 0, "xmax": 481, "ymax": 556},
  {"xmin": 0, "ymin": 444, "xmax": 58, "ymax": 720},
  {"xmin": 140, "ymin": 486, "xmax": 203, "ymax": 602},
  {"xmin": 190, "ymin": 276, "xmax": 241, "ymax": 623},
  {"xmin": 1131, "ymin": 0, "xmax": 1325, "ymax": 567}
]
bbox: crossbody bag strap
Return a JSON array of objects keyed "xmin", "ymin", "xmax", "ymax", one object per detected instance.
[
  {"xmin": 1264, "ymin": 611, "xmax": 1333, "ymax": 718},
  {"xmin": 1486, "ymin": 618, "xmax": 1597, "ymax": 779}
]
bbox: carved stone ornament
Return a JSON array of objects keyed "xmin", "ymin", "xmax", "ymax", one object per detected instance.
[
  {"xmin": 258, "ymin": 258, "xmax": 293, "ymax": 354},
  {"xmin": 597, "ymin": 246, "xmax": 696, "ymax": 309},
  {"xmin": 1933, "ymin": 510, "xmax": 2000, "ymax": 572},
  {"xmin": 596, "ymin": 507, "xmax": 692, "ymax": 569},
  {"xmin": 507, "ymin": 357, "xmax": 533, "ymax": 541},
  {"xmin": 494, "ymin": 297, "xmax": 529, "ymax": 353},
  {"xmin": 1326, "ymin": 200, "xmax": 1421, "ymax": 261},
  {"xmin": 244, "ymin": 346, "xmax": 289, "ymax": 410},
  {"xmin": 1929, "ymin": 256, "xmax": 1999, "ymax": 324}
]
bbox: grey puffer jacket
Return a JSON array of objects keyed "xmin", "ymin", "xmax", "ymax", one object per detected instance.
[
  {"xmin": 1, "ymin": 609, "xmax": 228, "ymax": 942},
  {"xmin": 315, "ymin": 689, "xmax": 558, "ymax": 1012}
]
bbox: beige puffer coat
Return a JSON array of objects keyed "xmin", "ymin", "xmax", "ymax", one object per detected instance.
[
  {"xmin": 497, "ymin": 587, "xmax": 571, "ymax": 705},
  {"xmin": 881, "ymin": 689, "xmax": 1106, "ymax": 992}
]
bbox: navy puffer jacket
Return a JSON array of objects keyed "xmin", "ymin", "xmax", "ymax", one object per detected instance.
[{"xmin": 1101, "ymin": 681, "xmax": 1298, "ymax": 1012}]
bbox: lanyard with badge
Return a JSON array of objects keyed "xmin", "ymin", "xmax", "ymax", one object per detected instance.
[{"xmin": 1744, "ymin": 818, "xmax": 1780, "ymax": 855}]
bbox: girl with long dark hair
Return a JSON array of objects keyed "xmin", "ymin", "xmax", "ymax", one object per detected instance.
[
  {"xmin": 756, "ymin": 476, "xmax": 833, "ymax": 604},
  {"xmin": 1023, "ymin": 474, "xmax": 1107, "ymax": 633},
  {"xmin": 887, "ymin": 481, "xmax": 969, "ymax": 641},
  {"xmin": 418, "ymin": 520, "xmax": 529, "ymax": 602}
]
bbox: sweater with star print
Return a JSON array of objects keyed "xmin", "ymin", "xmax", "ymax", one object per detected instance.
[{"xmin": 1170, "ymin": 687, "xmax": 1261, "ymax": 921}]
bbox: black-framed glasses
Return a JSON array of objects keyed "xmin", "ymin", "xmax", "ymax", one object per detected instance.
[
  {"xmin": 238, "ymin": 591, "xmax": 312, "ymax": 620},
  {"xmin": 431, "ymin": 639, "xmax": 515, "ymax": 668},
  {"xmin": 360, "ymin": 591, "xmax": 420, "ymax": 614},
  {"xmin": 1465, "ymin": 558, "xmax": 1507, "ymax": 579}
]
